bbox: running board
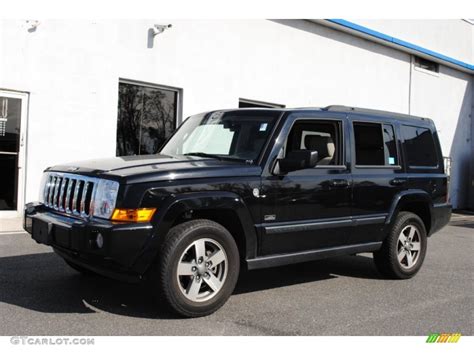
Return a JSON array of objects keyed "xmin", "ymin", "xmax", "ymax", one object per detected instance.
[{"xmin": 246, "ymin": 242, "xmax": 382, "ymax": 270}]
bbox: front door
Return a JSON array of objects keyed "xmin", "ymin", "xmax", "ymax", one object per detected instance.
[
  {"xmin": 259, "ymin": 113, "xmax": 352, "ymax": 255},
  {"xmin": 0, "ymin": 90, "xmax": 28, "ymax": 218}
]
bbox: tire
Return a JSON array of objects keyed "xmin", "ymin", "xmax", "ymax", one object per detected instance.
[
  {"xmin": 64, "ymin": 259, "xmax": 97, "ymax": 276},
  {"xmin": 373, "ymin": 212, "xmax": 427, "ymax": 279},
  {"xmin": 151, "ymin": 219, "xmax": 240, "ymax": 317}
]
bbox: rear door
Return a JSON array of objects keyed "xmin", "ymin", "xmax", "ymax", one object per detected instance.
[{"xmin": 349, "ymin": 115, "xmax": 405, "ymax": 244}]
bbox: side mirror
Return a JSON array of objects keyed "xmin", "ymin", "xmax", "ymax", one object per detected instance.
[{"xmin": 278, "ymin": 150, "xmax": 319, "ymax": 173}]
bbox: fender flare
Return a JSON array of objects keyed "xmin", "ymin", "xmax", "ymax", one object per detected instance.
[{"xmin": 385, "ymin": 189, "xmax": 433, "ymax": 230}]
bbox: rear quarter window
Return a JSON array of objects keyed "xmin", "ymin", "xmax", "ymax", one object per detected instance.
[{"xmin": 401, "ymin": 125, "xmax": 438, "ymax": 167}]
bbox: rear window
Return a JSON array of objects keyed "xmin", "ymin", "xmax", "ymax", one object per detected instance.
[{"xmin": 401, "ymin": 125, "xmax": 438, "ymax": 167}]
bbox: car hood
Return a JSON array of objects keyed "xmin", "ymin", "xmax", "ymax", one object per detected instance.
[{"xmin": 47, "ymin": 154, "xmax": 262, "ymax": 184}]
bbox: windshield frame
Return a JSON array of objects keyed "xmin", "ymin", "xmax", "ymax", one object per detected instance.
[{"xmin": 159, "ymin": 109, "xmax": 285, "ymax": 166}]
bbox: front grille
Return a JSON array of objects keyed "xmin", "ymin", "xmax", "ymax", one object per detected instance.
[{"xmin": 43, "ymin": 173, "xmax": 98, "ymax": 218}]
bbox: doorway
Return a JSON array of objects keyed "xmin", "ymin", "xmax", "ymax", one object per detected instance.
[{"xmin": 0, "ymin": 90, "xmax": 28, "ymax": 218}]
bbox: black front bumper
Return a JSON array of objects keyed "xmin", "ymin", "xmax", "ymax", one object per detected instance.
[{"xmin": 24, "ymin": 203, "xmax": 154, "ymax": 282}]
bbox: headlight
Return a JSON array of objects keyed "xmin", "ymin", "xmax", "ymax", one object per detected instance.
[{"xmin": 93, "ymin": 179, "xmax": 120, "ymax": 219}]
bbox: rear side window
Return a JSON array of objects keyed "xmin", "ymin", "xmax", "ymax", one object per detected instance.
[
  {"xmin": 353, "ymin": 122, "xmax": 398, "ymax": 166},
  {"xmin": 401, "ymin": 125, "xmax": 438, "ymax": 167}
]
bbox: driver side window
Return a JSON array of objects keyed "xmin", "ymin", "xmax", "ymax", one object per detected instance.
[{"xmin": 283, "ymin": 120, "xmax": 342, "ymax": 166}]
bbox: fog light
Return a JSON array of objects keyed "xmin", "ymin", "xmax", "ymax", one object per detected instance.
[{"xmin": 96, "ymin": 233, "xmax": 104, "ymax": 249}]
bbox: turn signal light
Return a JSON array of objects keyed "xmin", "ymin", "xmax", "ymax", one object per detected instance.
[{"xmin": 111, "ymin": 208, "xmax": 156, "ymax": 223}]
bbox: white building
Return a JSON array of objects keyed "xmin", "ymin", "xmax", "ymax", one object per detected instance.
[{"xmin": 0, "ymin": 19, "xmax": 473, "ymax": 220}]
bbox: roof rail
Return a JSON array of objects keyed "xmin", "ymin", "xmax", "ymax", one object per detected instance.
[{"xmin": 323, "ymin": 105, "xmax": 428, "ymax": 121}]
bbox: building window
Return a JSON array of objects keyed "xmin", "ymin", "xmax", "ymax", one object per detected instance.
[
  {"xmin": 353, "ymin": 122, "xmax": 398, "ymax": 166},
  {"xmin": 239, "ymin": 98, "xmax": 285, "ymax": 108},
  {"xmin": 414, "ymin": 56, "xmax": 439, "ymax": 73},
  {"xmin": 401, "ymin": 125, "xmax": 438, "ymax": 167},
  {"xmin": 116, "ymin": 81, "xmax": 179, "ymax": 156}
]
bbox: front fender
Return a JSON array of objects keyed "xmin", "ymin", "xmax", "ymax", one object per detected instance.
[{"xmin": 131, "ymin": 191, "xmax": 257, "ymax": 275}]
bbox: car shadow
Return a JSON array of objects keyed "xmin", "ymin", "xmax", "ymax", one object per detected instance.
[
  {"xmin": 0, "ymin": 251, "xmax": 382, "ymax": 320},
  {"xmin": 235, "ymin": 253, "xmax": 382, "ymax": 295}
]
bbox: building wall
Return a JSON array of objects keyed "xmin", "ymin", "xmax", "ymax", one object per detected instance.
[
  {"xmin": 470, "ymin": 78, "xmax": 474, "ymax": 210},
  {"xmin": 0, "ymin": 19, "xmax": 472, "ymax": 208},
  {"xmin": 355, "ymin": 19, "xmax": 474, "ymax": 64}
]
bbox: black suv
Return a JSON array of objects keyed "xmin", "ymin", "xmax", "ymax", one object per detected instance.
[{"xmin": 24, "ymin": 106, "xmax": 451, "ymax": 317}]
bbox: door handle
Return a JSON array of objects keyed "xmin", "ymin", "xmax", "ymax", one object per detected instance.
[
  {"xmin": 390, "ymin": 178, "xmax": 407, "ymax": 186},
  {"xmin": 329, "ymin": 179, "xmax": 350, "ymax": 188}
]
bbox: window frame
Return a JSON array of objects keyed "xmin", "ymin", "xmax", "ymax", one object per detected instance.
[
  {"xmin": 352, "ymin": 120, "xmax": 402, "ymax": 170},
  {"xmin": 116, "ymin": 79, "xmax": 183, "ymax": 156}
]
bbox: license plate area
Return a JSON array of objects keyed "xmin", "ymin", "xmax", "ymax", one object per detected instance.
[
  {"xmin": 32, "ymin": 218, "xmax": 71, "ymax": 247},
  {"xmin": 32, "ymin": 219, "xmax": 51, "ymax": 245},
  {"xmin": 54, "ymin": 226, "xmax": 71, "ymax": 248}
]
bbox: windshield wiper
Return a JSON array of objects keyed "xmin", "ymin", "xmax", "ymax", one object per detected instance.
[
  {"xmin": 183, "ymin": 152, "xmax": 223, "ymax": 160},
  {"xmin": 183, "ymin": 152, "xmax": 249, "ymax": 163}
]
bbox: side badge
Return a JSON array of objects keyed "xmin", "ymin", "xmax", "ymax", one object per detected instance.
[{"xmin": 264, "ymin": 215, "xmax": 276, "ymax": 222}]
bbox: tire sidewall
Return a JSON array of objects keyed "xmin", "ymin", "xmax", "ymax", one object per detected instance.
[
  {"xmin": 390, "ymin": 214, "xmax": 427, "ymax": 278},
  {"xmin": 162, "ymin": 222, "xmax": 240, "ymax": 316}
]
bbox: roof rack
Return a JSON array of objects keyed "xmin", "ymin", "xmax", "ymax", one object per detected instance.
[{"xmin": 323, "ymin": 105, "xmax": 428, "ymax": 121}]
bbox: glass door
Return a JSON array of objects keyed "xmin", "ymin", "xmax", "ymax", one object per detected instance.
[{"xmin": 0, "ymin": 90, "xmax": 28, "ymax": 218}]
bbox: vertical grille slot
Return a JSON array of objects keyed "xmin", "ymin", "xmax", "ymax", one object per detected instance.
[
  {"xmin": 84, "ymin": 182, "xmax": 94, "ymax": 215},
  {"xmin": 80, "ymin": 181, "xmax": 89, "ymax": 216},
  {"xmin": 58, "ymin": 178, "xmax": 67, "ymax": 211},
  {"xmin": 53, "ymin": 177, "xmax": 61, "ymax": 210},
  {"xmin": 65, "ymin": 179, "xmax": 75, "ymax": 213},
  {"xmin": 48, "ymin": 176, "xmax": 57, "ymax": 207},
  {"xmin": 72, "ymin": 180, "xmax": 83, "ymax": 215},
  {"xmin": 44, "ymin": 175, "xmax": 53, "ymax": 205}
]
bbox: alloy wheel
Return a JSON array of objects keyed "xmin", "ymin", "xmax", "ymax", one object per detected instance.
[
  {"xmin": 397, "ymin": 224, "xmax": 422, "ymax": 269},
  {"xmin": 176, "ymin": 238, "xmax": 228, "ymax": 302}
]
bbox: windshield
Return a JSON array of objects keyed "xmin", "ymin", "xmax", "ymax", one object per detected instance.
[{"xmin": 160, "ymin": 110, "xmax": 280, "ymax": 163}]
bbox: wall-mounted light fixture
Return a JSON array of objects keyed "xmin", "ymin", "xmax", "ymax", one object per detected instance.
[
  {"xmin": 147, "ymin": 24, "xmax": 172, "ymax": 48},
  {"xmin": 26, "ymin": 20, "xmax": 40, "ymax": 32},
  {"xmin": 152, "ymin": 24, "xmax": 172, "ymax": 37}
]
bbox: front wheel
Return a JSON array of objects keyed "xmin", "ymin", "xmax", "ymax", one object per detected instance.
[
  {"xmin": 373, "ymin": 212, "xmax": 427, "ymax": 279},
  {"xmin": 152, "ymin": 219, "xmax": 240, "ymax": 317}
]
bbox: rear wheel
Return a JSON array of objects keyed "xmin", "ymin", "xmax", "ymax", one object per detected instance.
[
  {"xmin": 373, "ymin": 212, "xmax": 427, "ymax": 279},
  {"xmin": 152, "ymin": 219, "xmax": 240, "ymax": 317}
]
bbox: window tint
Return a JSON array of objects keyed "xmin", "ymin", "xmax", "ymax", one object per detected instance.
[
  {"xmin": 354, "ymin": 122, "xmax": 398, "ymax": 166},
  {"xmin": 401, "ymin": 125, "xmax": 438, "ymax": 167},
  {"xmin": 285, "ymin": 121, "xmax": 341, "ymax": 166},
  {"xmin": 117, "ymin": 82, "xmax": 178, "ymax": 156}
]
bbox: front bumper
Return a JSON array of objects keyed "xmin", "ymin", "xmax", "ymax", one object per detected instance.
[{"xmin": 24, "ymin": 202, "xmax": 153, "ymax": 282}]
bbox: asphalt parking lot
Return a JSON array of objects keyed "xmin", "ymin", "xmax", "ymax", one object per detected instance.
[{"xmin": 0, "ymin": 215, "xmax": 472, "ymax": 336}]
